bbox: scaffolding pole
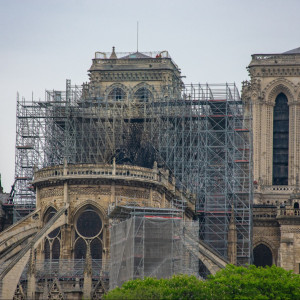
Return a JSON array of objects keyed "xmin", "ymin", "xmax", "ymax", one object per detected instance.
[{"xmin": 14, "ymin": 81, "xmax": 252, "ymax": 264}]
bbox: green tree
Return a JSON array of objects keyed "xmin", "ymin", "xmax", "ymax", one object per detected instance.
[
  {"xmin": 104, "ymin": 265, "xmax": 300, "ymax": 300},
  {"xmin": 207, "ymin": 264, "xmax": 300, "ymax": 300}
]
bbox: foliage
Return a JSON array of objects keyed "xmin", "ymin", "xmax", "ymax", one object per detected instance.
[
  {"xmin": 104, "ymin": 265, "xmax": 300, "ymax": 300},
  {"xmin": 206, "ymin": 264, "xmax": 300, "ymax": 300}
]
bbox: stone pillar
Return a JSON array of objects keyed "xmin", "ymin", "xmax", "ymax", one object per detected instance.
[
  {"xmin": 63, "ymin": 158, "xmax": 68, "ymax": 176},
  {"xmin": 150, "ymin": 188, "xmax": 153, "ymax": 206},
  {"xmin": 289, "ymin": 102, "xmax": 300, "ymax": 186},
  {"xmin": 36, "ymin": 186, "xmax": 41, "ymax": 210},
  {"xmin": 252, "ymin": 100, "xmax": 261, "ymax": 184},
  {"xmin": 27, "ymin": 248, "xmax": 36, "ymax": 300},
  {"xmin": 153, "ymin": 161, "xmax": 158, "ymax": 181},
  {"xmin": 64, "ymin": 182, "xmax": 69, "ymax": 205},
  {"xmin": 61, "ymin": 224, "xmax": 72, "ymax": 259},
  {"xmin": 162, "ymin": 192, "xmax": 166, "ymax": 208},
  {"xmin": 83, "ymin": 242, "xmax": 92, "ymax": 299},
  {"xmin": 103, "ymin": 223, "xmax": 110, "ymax": 265},
  {"xmin": 112, "ymin": 157, "xmax": 116, "ymax": 176},
  {"xmin": 278, "ymin": 226, "xmax": 295, "ymax": 271},
  {"xmin": 265, "ymin": 103, "xmax": 274, "ymax": 185},
  {"xmin": 111, "ymin": 182, "xmax": 115, "ymax": 205},
  {"xmin": 227, "ymin": 208, "xmax": 237, "ymax": 265}
]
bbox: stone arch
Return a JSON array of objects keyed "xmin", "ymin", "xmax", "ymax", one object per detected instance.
[
  {"xmin": 265, "ymin": 79, "xmax": 295, "ymax": 105},
  {"xmin": 71, "ymin": 200, "xmax": 107, "ymax": 260},
  {"xmin": 71, "ymin": 200, "xmax": 108, "ymax": 224},
  {"xmin": 131, "ymin": 82, "xmax": 157, "ymax": 101},
  {"xmin": 42, "ymin": 206, "xmax": 61, "ymax": 260},
  {"xmin": 253, "ymin": 240, "xmax": 275, "ymax": 266},
  {"xmin": 42, "ymin": 204, "xmax": 58, "ymax": 222},
  {"xmin": 104, "ymin": 83, "xmax": 129, "ymax": 101}
]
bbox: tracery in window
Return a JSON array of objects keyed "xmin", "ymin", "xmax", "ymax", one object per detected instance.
[
  {"xmin": 273, "ymin": 93, "xmax": 289, "ymax": 185},
  {"xmin": 74, "ymin": 205, "xmax": 103, "ymax": 260},
  {"xmin": 108, "ymin": 88, "xmax": 126, "ymax": 101},
  {"xmin": 134, "ymin": 87, "xmax": 152, "ymax": 102},
  {"xmin": 44, "ymin": 207, "xmax": 61, "ymax": 260}
]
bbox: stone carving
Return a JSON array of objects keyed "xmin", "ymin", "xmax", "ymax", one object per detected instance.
[
  {"xmin": 152, "ymin": 191, "xmax": 162, "ymax": 208},
  {"xmin": 92, "ymin": 279, "xmax": 107, "ymax": 299},
  {"xmin": 47, "ymin": 278, "xmax": 64, "ymax": 300},
  {"xmin": 115, "ymin": 188, "xmax": 149, "ymax": 199},
  {"xmin": 40, "ymin": 187, "xmax": 63, "ymax": 198},
  {"xmin": 69, "ymin": 187, "xmax": 111, "ymax": 195},
  {"xmin": 13, "ymin": 284, "xmax": 25, "ymax": 300}
]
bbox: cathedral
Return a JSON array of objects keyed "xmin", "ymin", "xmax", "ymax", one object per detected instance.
[
  {"xmin": 0, "ymin": 46, "xmax": 300, "ymax": 299},
  {"xmin": 243, "ymin": 47, "xmax": 300, "ymax": 272}
]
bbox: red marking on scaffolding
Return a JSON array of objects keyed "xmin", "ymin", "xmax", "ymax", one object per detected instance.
[
  {"xmin": 2, "ymin": 203, "xmax": 14, "ymax": 207},
  {"xmin": 234, "ymin": 160, "xmax": 249, "ymax": 163},
  {"xmin": 196, "ymin": 210, "xmax": 232, "ymax": 214},
  {"xmin": 15, "ymin": 177, "xmax": 32, "ymax": 180},
  {"xmin": 234, "ymin": 129, "xmax": 249, "ymax": 132},
  {"xmin": 145, "ymin": 215, "xmax": 182, "ymax": 219}
]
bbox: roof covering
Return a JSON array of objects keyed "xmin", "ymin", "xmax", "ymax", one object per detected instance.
[
  {"xmin": 120, "ymin": 51, "xmax": 151, "ymax": 59},
  {"xmin": 283, "ymin": 47, "xmax": 300, "ymax": 54}
]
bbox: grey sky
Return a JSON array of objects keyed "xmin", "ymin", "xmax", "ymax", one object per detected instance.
[{"xmin": 0, "ymin": 0, "xmax": 299, "ymax": 192}]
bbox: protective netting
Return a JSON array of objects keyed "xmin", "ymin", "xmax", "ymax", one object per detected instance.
[{"xmin": 110, "ymin": 216, "xmax": 199, "ymax": 289}]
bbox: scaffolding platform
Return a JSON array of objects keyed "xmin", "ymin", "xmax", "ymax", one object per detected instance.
[
  {"xmin": 14, "ymin": 81, "xmax": 252, "ymax": 265},
  {"xmin": 109, "ymin": 215, "xmax": 199, "ymax": 289}
]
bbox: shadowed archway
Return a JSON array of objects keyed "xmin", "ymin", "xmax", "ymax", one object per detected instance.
[{"xmin": 253, "ymin": 244, "xmax": 273, "ymax": 267}]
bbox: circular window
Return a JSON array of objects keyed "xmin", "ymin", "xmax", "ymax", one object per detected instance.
[{"xmin": 76, "ymin": 207, "xmax": 102, "ymax": 238}]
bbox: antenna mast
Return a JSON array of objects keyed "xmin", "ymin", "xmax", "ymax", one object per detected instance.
[{"xmin": 137, "ymin": 21, "xmax": 139, "ymax": 52}]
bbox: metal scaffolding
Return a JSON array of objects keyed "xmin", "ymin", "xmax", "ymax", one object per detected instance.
[
  {"xmin": 14, "ymin": 80, "xmax": 252, "ymax": 264},
  {"xmin": 110, "ymin": 215, "xmax": 199, "ymax": 289}
]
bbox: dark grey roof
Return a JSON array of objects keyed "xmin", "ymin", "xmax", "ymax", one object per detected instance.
[
  {"xmin": 283, "ymin": 47, "xmax": 300, "ymax": 54},
  {"xmin": 120, "ymin": 52, "xmax": 151, "ymax": 59}
]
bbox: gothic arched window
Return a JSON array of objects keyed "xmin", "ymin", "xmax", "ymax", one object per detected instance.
[
  {"xmin": 43, "ymin": 207, "xmax": 61, "ymax": 260},
  {"xmin": 74, "ymin": 205, "xmax": 103, "ymax": 260},
  {"xmin": 134, "ymin": 88, "xmax": 152, "ymax": 102},
  {"xmin": 108, "ymin": 88, "xmax": 126, "ymax": 101},
  {"xmin": 273, "ymin": 93, "xmax": 289, "ymax": 185},
  {"xmin": 253, "ymin": 244, "xmax": 273, "ymax": 267}
]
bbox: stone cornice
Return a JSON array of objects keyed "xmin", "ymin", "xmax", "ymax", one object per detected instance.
[
  {"xmin": 253, "ymin": 220, "xmax": 279, "ymax": 227},
  {"xmin": 89, "ymin": 70, "xmax": 164, "ymax": 82},
  {"xmin": 249, "ymin": 54, "xmax": 300, "ymax": 67}
]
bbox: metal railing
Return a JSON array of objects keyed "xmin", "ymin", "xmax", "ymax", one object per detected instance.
[{"xmin": 21, "ymin": 259, "xmax": 110, "ymax": 281}]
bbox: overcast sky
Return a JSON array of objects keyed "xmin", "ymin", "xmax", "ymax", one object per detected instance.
[{"xmin": 0, "ymin": 0, "xmax": 299, "ymax": 192}]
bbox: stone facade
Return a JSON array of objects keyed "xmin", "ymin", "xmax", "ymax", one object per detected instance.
[
  {"xmin": 33, "ymin": 162, "xmax": 195, "ymax": 264},
  {"xmin": 242, "ymin": 48, "xmax": 300, "ymax": 272}
]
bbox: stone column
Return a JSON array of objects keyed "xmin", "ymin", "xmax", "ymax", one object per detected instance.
[
  {"xmin": 60, "ymin": 224, "xmax": 72, "ymax": 259},
  {"xmin": 36, "ymin": 186, "xmax": 41, "ymax": 210},
  {"xmin": 27, "ymin": 248, "xmax": 36, "ymax": 300},
  {"xmin": 289, "ymin": 102, "xmax": 300, "ymax": 186},
  {"xmin": 83, "ymin": 242, "xmax": 92, "ymax": 299},
  {"xmin": 227, "ymin": 208, "xmax": 237, "ymax": 265},
  {"xmin": 252, "ymin": 100, "xmax": 262, "ymax": 183},
  {"xmin": 265, "ymin": 103, "xmax": 274, "ymax": 185},
  {"xmin": 150, "ymin": 188, "xmax": 153, "ymax": 206}
]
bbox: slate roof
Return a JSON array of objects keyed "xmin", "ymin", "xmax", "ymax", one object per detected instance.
[
  {"xmin": 120, "ymin": 52, "xmax": 151, "ymax": 59},
  {"xmin": 283, "ymin": 47, "xmax": 300, "ymax": 54}
]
